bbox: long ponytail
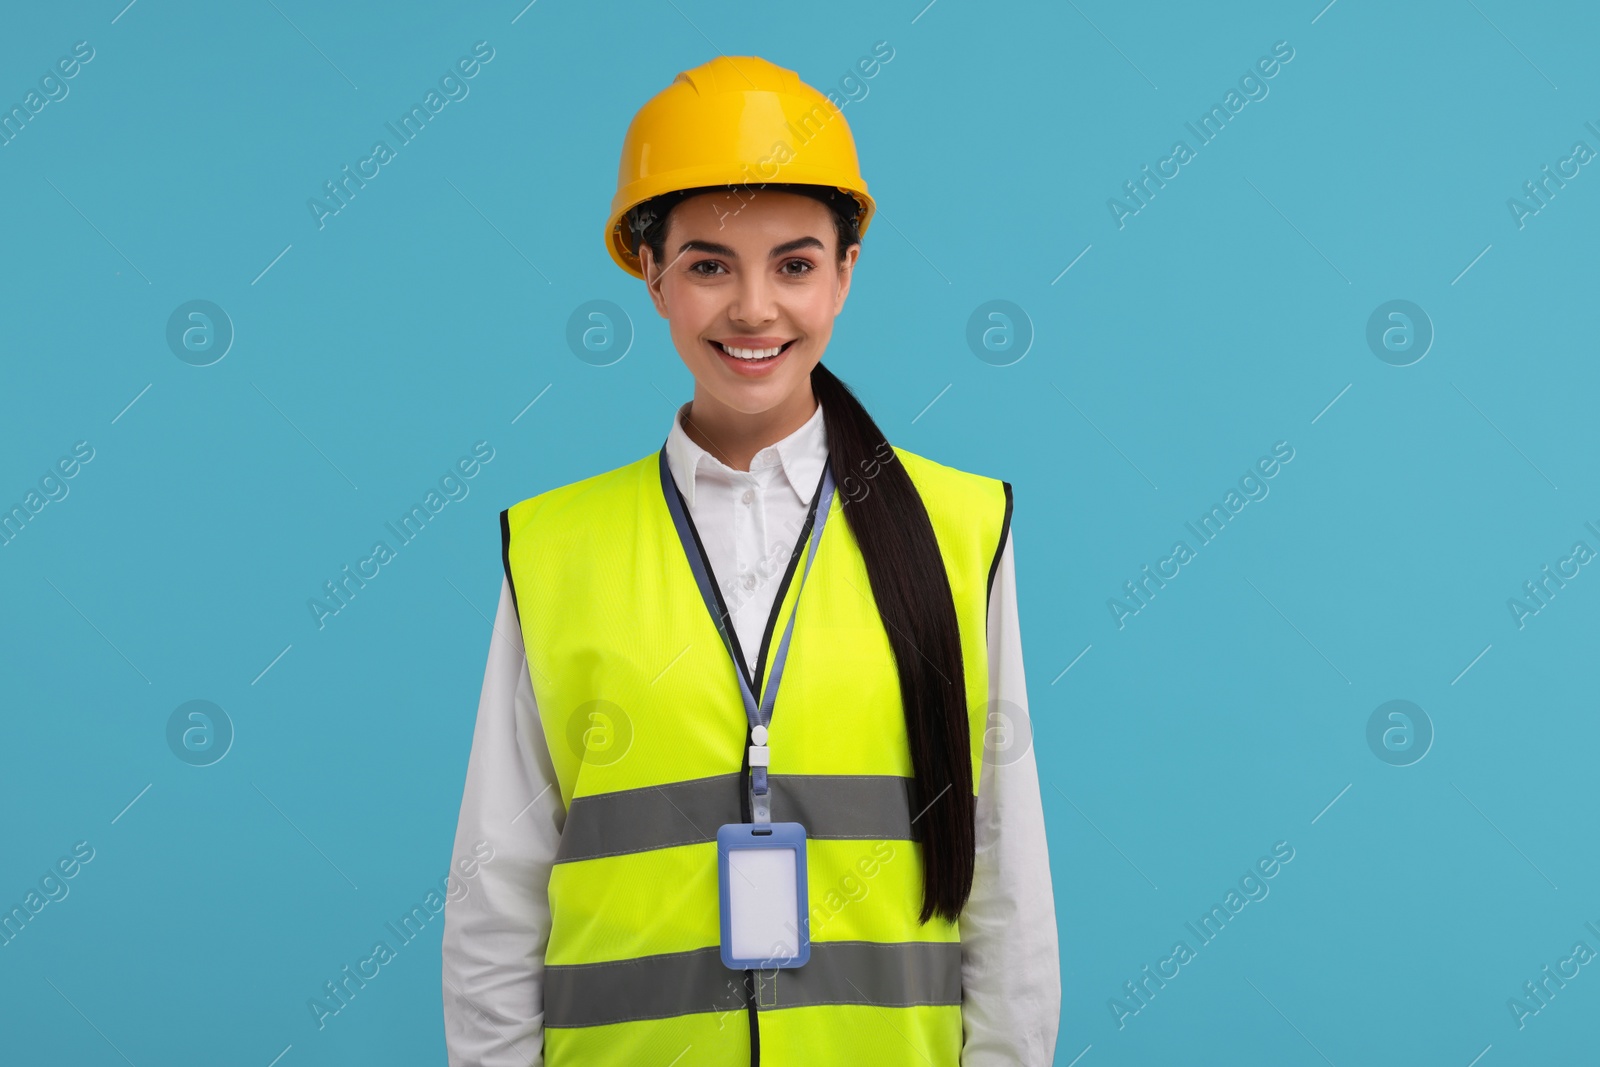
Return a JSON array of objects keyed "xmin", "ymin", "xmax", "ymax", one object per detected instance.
[{"xmin": 812, "ymin": 362, "xmax": 976, "ymax": 925}]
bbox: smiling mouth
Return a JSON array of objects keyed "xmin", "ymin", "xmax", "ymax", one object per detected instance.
[{"xmin": 710, "ymin": 339, "xmax": 796, "ymax": 362}]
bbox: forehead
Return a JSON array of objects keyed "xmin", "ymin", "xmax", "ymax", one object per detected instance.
[{"xmin": 667, "ymin": 189, "xmax": 834, "ymax": 242}]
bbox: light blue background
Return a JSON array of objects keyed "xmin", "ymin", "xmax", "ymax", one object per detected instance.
[{"xmin": 3, "ymin": 1, "xmax": 1597, "ymax": 1064}]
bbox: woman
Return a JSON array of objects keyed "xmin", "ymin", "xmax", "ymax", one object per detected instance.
[{"xmin": 442, "ymin": 55, "xmax": 1059, "ymax": 1066}]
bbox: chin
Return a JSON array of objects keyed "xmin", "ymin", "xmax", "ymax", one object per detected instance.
[{"xmin": 710, "ymin": 383, "xmax": 789, "ymax": 414}]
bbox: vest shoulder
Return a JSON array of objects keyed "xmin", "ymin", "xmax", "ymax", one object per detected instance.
[
  {"xmin": 890, "ymin": 445, "xmax": 1009, "ymax": 503},
  {"xmin": 501, "ymin": 452, "xmax": 656, "ymax": 529},
  {"xmin": 889, "ymin": 445, "xmax": 1013, "ymax": 553},
  {"xmin": 888, "ymin": 446, "xmax": 1013, "ymax": 602}
]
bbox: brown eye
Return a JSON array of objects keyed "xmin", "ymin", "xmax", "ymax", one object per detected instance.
[
  {"xmin": 689, "ymin": 260, "xmax": 725, "ymax": 276},
  {"xmin": 781, "ymin": 259, "xmax": 814, "ymax": 276}
]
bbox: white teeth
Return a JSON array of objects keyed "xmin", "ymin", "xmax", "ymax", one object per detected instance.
[{"xmin": 717, "ymin": 342, "xmax": 785, "ymax": 360}]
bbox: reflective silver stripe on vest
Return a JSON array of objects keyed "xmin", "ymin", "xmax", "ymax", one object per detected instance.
[
  {"xmin": 544, "ymin": 940, "xmax": 962, "ymax": 1029},
  {"xmin": 554, "ymin": 773, "xmax": 922, "ymax": 864}
]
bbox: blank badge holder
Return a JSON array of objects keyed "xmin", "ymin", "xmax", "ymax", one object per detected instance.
[{"xmin": 717, "ymin": 821, "xmax": 811, "ymax": 970}]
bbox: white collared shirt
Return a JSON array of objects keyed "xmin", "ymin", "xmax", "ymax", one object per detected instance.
[
  {"xmin": 663, "ymin": 399, "xmax": 830, "ymax": 676},
  {"xmin": 441, "ymin": 402, "xmax": 1061, "ymax": 1066}
]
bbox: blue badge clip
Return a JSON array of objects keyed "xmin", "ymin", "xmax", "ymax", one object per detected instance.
[{"xmin": 716, "ymin": 821, "xmax": 811, "ymax": 970}]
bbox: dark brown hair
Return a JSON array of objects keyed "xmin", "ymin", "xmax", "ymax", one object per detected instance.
[{"xmin": 629, "ymin": 185, "xmax": 976, "ymax": 923}]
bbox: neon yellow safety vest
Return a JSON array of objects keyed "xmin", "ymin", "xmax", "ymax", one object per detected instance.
[{"xmin": 500, "ymin": 443, "xmax": 1013, "ymax": 1067}]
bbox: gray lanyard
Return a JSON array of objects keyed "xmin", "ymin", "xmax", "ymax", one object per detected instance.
[{"xmin": 658, "ymin": 446, "xmax": 837, "ymax": 824}]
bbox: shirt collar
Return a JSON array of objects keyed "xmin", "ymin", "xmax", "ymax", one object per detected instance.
[{"xmin": 664, "ymin": 398, "xmax": 828, "ymax": 510}]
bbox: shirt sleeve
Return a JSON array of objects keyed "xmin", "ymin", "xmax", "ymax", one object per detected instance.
[
  {"xmin": 442, "ymin": 575, "xmax": 565, "ymax": 1067},
  {"xmin": 960, "ymin": 527, "xmax": 1062, "ymax": 1066}
]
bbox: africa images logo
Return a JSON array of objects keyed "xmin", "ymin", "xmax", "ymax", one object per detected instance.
[
  {"xmin": 1108, "ymin": 441, "xmax": 1295, "ymax": 628},
  {"xmin": 307, "ymin": 41, "xmax": 496, "ymax": 229},
  {"xmin": 1107, "ymin": 40, "xmax": 1296, "ymax": 229}
]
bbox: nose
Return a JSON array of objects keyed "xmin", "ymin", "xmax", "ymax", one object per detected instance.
[{"xmin": 728, "ymin": 267, "xmax": 779, "ymax": 328}]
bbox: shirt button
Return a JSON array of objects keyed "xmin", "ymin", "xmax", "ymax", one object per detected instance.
[
  {"xmin": 741, "ymin": 488, "xmax": 755, "ymax": 504},
  {"xmin": 743, "ymin": 573, "xmax": 757, "ymax": 590}
]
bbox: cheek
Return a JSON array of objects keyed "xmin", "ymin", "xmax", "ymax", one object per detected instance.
[
  {"xmin": 664, "ymin": 288, "xmax": 717, "ymax": 341},
  {"xmin": 795, "ymin": 294, "xmax": 838, "ymax": 340}
]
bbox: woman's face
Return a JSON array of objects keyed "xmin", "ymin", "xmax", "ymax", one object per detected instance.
[{"xmin": 640, "ymin": 189, "xmax": 859, "ymax": 419}]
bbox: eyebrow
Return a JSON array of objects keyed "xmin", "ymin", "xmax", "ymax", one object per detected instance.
[{"xmin": 676, "ymin": 236, "xmax": 825, "ymax": 258}]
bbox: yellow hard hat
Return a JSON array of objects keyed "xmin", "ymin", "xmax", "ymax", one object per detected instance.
[{"xmin": 604, "ymin": 55, "xmax": 876, "ymax": 279}]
